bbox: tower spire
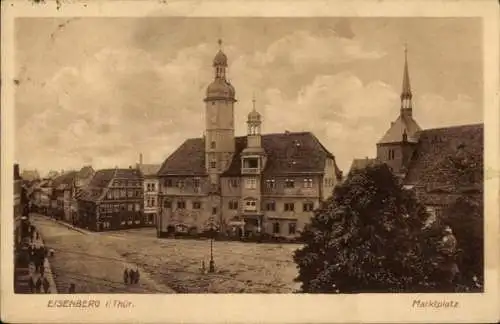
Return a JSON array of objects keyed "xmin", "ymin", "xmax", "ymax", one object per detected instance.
[
  {"xmin": 252, "ymin": 92, "xmax": 256, "ymax": 112},
  {"xmin": 401, "ymin": 44, "xmax": 413, "ymax": 113}
]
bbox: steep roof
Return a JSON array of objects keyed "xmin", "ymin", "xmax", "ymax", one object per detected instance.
[
  {"xmin": 378, "ymin": 114, "xmax": 422, "ymax": 144},
  {"xmin": 404, "ymin": 123, "xmax": 483, "ymax": 198},
  {"xmin": 138, "ymin": 164, "xmax": 161, "ymax": 177},
  {"xmin": 52, "ymin": 171, "xmax": 77, "ymax": 190},
  {"xmin": 79, "ymin": 168, "xmax": 142, "ymax": 202},
  {"xmin": 21, "ymin": 170, "xmax": 40, "ymax": 181},
  {"xmin": 348, "ymin": 158, "xmax": 381, "ymax": 175},
  {"xmin": 158, "ymin": 132, "xmax": 341, "ymax": 178},
  {"xmin": 77, "ymin": 166, "xmax": 95, "ymax": 179}
]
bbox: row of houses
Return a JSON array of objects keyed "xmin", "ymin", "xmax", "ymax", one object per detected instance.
[{"xmin": 27, "ymin": 162, "xmax": 162, "ymax": 231}]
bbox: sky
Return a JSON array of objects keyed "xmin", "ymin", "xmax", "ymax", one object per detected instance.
[{"xmin": 14, "ymin": 17, "xmax": 483, "ymax": 177}]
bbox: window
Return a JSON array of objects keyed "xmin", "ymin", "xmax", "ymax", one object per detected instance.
[
  {"xmin": 244, "ymin": 200, "xmax": 257, "ymax": 211},
  {"xmin": 265, "ymin": 201, "xmax": 276, "ymax": 211},
  {"xmin": 107, "ymin": 191, "xmax": 112, "ymax": 199},
  {"xmin": 285, "ymin": 179, "xmax": 295, "ymax": 188},
  {"xmin": 229, "ymin": 179, "xmax": 239, "ymax": 188},
  {"xmin": 177, "ymin": 201, "xmax": 186, "ymax": 209},
  {"xmin": 177, "ymin": 180, "xmax": 185, "ymax": 189},
  {"xmin": 127, "ymin": 190, "xmax": 133, "ymax": 198},
  {"xmin": 193, "ymin": 178, "xmax": 201, "ymax": 188},
  {"xmin": 288, "ymin": 222, "xmax": 297, "ymax": 235},
  {"xmin": 284, "ymin": 202, "xmax": 295, "ymax": 212},
  {"xmin": 388, "ymin": 149, "xmax": 395, "ymax": 160},
  {"xmin": 212, "ymin": 207, "xmax": 217, "ymax": 215},
  {"xmin": 303, "ymin": 178, "xmax": 313, "ymax": 188},
  {"xmin": 193, "ymin": 201, "xmax": 201, "ymax": 209},
  {"xmin": 245, "ymin": 178, "xmax": 257, "ymax": 189},
  {"xmin": 210, "ymin": 160, "xmax": 217, "ymax": 169},
  {"xmin": 165, "ymin": 179, "xmax": 173, "ymax": 187},
  {"xmin": 273, "ymin": 222, "xmax": 280, "ymax": 234},
  {"xmin": 120, "ymin": 189, "xmax": 126, "ymax": 198},
  {"xmin": 265, "ymin": 179, "xmax": 275, "ymax": 189},
  {"xmin": 243, "ymin": 158, "xmax": 259, "ymax": 168},
  {"xmin": 128, "ymin": 204, "xmax": 133, "ymax": 211},
  {"xmin": 164, "ymin": 200, "xmax": 172, "ymax": 208},
  {"xmin": 229, "ymin": 200, "xmax": 238, "ymax": 210},
  {"xmin": 211, "ymin": 141, "xmax": 216, "ymax": 149},
  {"xmin": 303, "ymin": 202, "xmax": 314, "ymax": 212}
]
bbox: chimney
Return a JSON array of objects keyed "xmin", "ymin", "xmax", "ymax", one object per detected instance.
[
  {"xmin": 14, "ymin": 164, "xmax": 20, "ymax": 180},
  {"xmin": 139, "ymin": 153, "xmax": 143, "ymax": 166}
]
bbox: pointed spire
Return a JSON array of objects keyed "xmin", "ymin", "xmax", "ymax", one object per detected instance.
[
  {"xmin": 252, "ymin": 92, "xmax": 256, "ymax": 112},
  {"xmin": 218, "ymin": 39, "xmax": 223, "ymax": 49},
  {"xmin": 401, "ymin": 44, "xmax": 412, "ymax": 97},
  {"xmin": 401, "ymin": 44, "xmax": 413, "ymax": 112}
]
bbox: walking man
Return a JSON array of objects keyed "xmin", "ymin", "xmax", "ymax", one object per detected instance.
[
  {"xmin": 35, "ymin": 276, "xmax": 42, "ymax": 293},
  {"xmin": 123, "ymin": 268, "xmax": 129, "ymax": 285},
  {"xmin": 42, "ymin": 275, "xmax": 50, "ymax": 293}
]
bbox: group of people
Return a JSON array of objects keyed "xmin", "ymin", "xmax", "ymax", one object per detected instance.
[
  {"xmin": 123, "ymin": 267, "xmax": 141, "ymax": 285},
  {"xmin": 26, "ymin": 230, "xmax": 51, "ymax": 294}
]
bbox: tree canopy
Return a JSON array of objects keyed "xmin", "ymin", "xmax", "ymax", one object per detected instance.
[{"xmin": 294, "ymin": 163, "xmax": 440, "ymax": 293}]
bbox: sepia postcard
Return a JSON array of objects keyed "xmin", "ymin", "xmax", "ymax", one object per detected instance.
[{"xmin": 1, "ymin": 0, "xmax": 499, "ymax": 323}]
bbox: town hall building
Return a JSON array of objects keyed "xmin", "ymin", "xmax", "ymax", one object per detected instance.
[
  {"xmin": 157, "ymin": 40, "xmax": 343, "ymax": 239},
  {"xmin": 349, "ymin": 48, "xmax": 483, "ymax": 220}
]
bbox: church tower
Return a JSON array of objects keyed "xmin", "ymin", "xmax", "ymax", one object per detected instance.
[
  {"xmin": 204, "ymin": 39, "xmax": 237, "ymax": 185},
  {"xmin": 376, "ymin": 46, "xmax": 422, "ymax": 177}
]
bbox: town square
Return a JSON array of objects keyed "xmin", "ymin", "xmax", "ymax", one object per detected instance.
[{"xmin": 12, "ymin": 16, "xmax": 484, "ymax": 295}]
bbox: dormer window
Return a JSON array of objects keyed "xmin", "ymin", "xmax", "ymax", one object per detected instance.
[{"xmin": 243, "ymin": 158, "xmax": 259, "ymax": 169}]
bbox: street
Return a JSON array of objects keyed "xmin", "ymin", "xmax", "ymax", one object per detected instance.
[{"xmin": 33, "ymin": 214, "xmax": 302, "ymax": 293}]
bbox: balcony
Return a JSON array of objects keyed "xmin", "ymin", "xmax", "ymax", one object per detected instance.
[{"xmin": 241, "ymin": 168, "xmax": 260, "ymax": 175}]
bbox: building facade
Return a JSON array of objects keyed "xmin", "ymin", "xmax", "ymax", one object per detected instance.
[
  {"xmin": 349, "ymin": 48, "xmax": 483, "ymax": 219},
  {"xmin": 71, "ymin": 166, "xmax": 95, "ymax": 225},
  {"xmin": 52, "ymin": 171, "xmax": 78, "ymax": 222},
  {"xmin": 157, "ymin": 41, "xmax": 343, "ymax": 239},
  {"xmin": 137, "ymin": 157, "xmax": 161, "ymax": 227},
  {"xmin": 77, "ymin": 168, "xmax": 144, "ymax": 231}
]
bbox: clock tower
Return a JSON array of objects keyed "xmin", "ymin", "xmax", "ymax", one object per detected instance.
[{"xmin": 204, "ymin": 39, "xmax": 237, "ymax": 185}]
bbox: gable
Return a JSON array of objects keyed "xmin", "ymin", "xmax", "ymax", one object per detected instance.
[{"xmin": 378, "ymin": 115, "xmax": 422, "ymax": 144}]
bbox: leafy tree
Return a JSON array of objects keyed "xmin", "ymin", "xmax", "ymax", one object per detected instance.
[
  {"xmin": 441, "ymin": 195, "xmax": 483, "ymax": 289},
  {"xmin": 294, "ymin": 163, "xmax": 439, "ymax": 293}
]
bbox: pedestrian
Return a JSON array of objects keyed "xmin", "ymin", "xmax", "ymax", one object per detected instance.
[
  {"xmin": 68, "ymin": 283, "xmax": 76, "ymax": 293},
  {"xmin": 123, "ymin": 268, "xmax": 129, "ymax": 285},
  {"xmin": 40, "ymin": 260, "xmax": 45, "ymax": 276},
  {"xmin": 135, "ymin": 267, "xmax": 140, "ymax": 284},
  {"xmin": 129, "ymin": 268, "xmax": 136, "ymax": 285},
  {"xmin": 42, "ymin": 275, "xmax": 50, "ymax": 293},
  {"xmin": 35, "ymin": 276, "xmax": 42, "ymax": 293},
  {"xmin": 28, "ymin": 276, "xmax": 35, "ymax": 293}
]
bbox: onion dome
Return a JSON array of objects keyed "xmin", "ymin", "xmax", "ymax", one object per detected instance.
[
  {"xmin": 206, "ymin": 79, "xmax": 235, "ymax": 99},
  {"xmin": 213, "ymin": 50, "xmax": 228, "ymax": 67},
  {"xmin": 248, "ymin": 108, "xmax": 261, "ymax": 122}
]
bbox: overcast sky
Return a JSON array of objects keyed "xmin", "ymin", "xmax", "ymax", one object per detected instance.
[{"xmin": 14, "ymin": 17, "xmax": 482, "ymax": 176}]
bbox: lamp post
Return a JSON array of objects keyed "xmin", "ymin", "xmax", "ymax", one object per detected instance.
[{"xmin": 209, "ymin": 218, "xmax": 216, "ymax": 273}]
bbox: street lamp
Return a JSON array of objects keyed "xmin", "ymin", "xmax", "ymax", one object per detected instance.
[{"xmin": 209, "ymin": 218, "xmax": 216, "ymax": 273}]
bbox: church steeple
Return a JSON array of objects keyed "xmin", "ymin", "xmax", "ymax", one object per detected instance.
[{"xmin": 400, "ymin": 44, "xmax": 413, "ymax": 115}]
